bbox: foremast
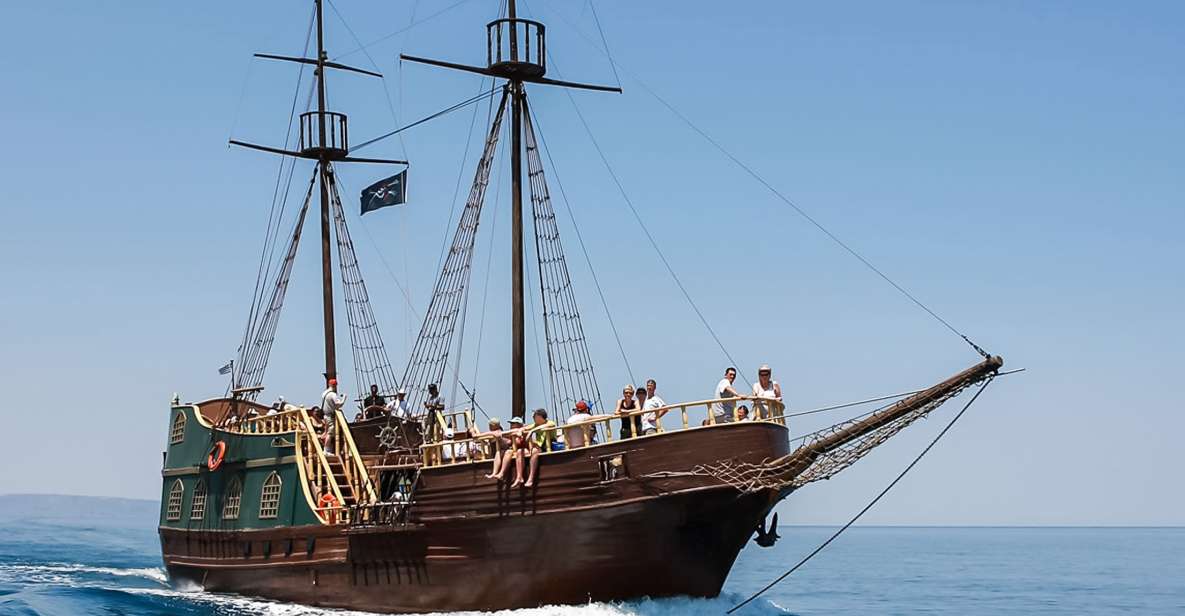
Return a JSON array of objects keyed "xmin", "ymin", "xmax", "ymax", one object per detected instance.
[{"xmin": 230, "ymin": 0, "xmax": 405, "ymax": 391}]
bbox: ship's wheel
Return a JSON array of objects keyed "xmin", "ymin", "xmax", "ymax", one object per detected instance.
[{"xmin": 377, "ymin": 425, "xmax": 400, "ymax": 451}]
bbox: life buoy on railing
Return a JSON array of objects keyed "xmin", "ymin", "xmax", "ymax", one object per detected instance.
[{"xmin": 207, "ymin": 441, "xmax": 227, "ymax": 470}]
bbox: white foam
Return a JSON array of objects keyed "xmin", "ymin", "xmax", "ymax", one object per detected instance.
[
  {"xmin": 0, "ymin": 562, "xmax": 167, "ymax": 584},
  {"xmin": 0, "ymin": 561, "xmax": 787, "ymax": 615}
]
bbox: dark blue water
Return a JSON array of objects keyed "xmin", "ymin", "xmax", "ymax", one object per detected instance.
[{"xmin": 1, "ymin": 495, "xmax": 1181, "ymax": 615}]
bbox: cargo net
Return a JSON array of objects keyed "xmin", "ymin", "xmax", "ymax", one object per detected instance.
[
  {"xmin": 646, "ymin": 376, "xmax": 984, "ymax": 494},
  {"xmin": 522, "ymin": 101, "xmax": 604, "ymax": 420}
]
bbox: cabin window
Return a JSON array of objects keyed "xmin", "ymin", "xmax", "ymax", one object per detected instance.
[
  {"xmin": 166, "ymin": 479, "xmax": 184, "ymax": 521},
  {"xmin": 170, "ymin": 412, "xmax": 187, "ymax": 444},
  {"xmin": 190, "ymin": 479, "xmax": 207, "ymax": 521},
  {"xmin": 259, "ymin": 472, "xmax": 282, "ymax": 519},
  {"xmin": 222, "ymin": 477, "xmax": 243, "ymax": 520}
]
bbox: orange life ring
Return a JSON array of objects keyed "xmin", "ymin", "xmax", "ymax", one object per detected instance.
[{"xmin": 207, "ymin": 441, "xmax": 227, "ymax": 470}]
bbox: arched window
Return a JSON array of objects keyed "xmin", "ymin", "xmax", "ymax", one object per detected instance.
[
  {"xmin": 169, "ymin": 412, "xmax": 187, "ymax": 444},
  {"xmin": 222, "ymin": 477, "xmax": 242, "ymax": 520},
  {"xmin": 259, "ymin": 472, "xmax": 282, "ymax": 519},
  {"xmin": 166, "ymin": 479, "xmax": 184, "ymax": 521},
  {"xmin": 190, "ymin": 479, "xmax": 207, "ymax": 521}
]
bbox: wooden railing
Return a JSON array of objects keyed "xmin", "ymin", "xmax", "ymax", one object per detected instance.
[
  {"xmin": 293, "ymin": 411, "xmax": 348, "ymax": 524},
  {"xmin": 232, "ymin": 409, "xmax": 304, "ymax": 434},
  {"xmin": 418, "ymin": 395, "xmax": 787, "ymax": 468},
  {"xmin": 331, "ymin": 409, "xmax": 379, "ymax": 504},
  {"xmin": 218, "ymin": 405, "xmax": 376, "ymax": 524}
]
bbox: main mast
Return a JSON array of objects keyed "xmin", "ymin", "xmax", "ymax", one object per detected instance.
[
  {"xmin": 508, "ymin": 0, "xmax": 526, "ymax": 417},
  {"xmin": 314, "ymin": 0, "xmax": 338, "ymax": 383},
  {"xmin": 400, "ymin": 1, "xmax": 619, "ymax": 416}
]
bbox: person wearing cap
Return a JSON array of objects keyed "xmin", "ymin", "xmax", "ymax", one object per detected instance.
[
  {"xmin": 752, "ymin": 364, "xmax": 783, "ymax": 420},
  {"xmin": 492, "ymin": 416, "xmax": 527, "ymax": 483},
  {"xmin": 385, "ymin": 388, "xmax": 410, "ymax": 419},
  {"xmin": 711, "ymin": 367, "xmax": 742, "ymax": 424},
  {"xmin": 320, "ymin": 378, "xmax": 347, "ymax": 415},
  {"xmin": 440, "ymin": 427, "xmax": 460, "ymax": 463},
  {"xmin": 565, "ymin": 400, "xmax": 597, "ymax": 448},
  {"xmin": 319, "ymin": 378, "xmax": 347, "ymax": 453}
]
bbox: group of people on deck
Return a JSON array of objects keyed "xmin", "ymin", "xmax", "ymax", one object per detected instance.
[{"xmin": 431, "ymin": 365, "xmax": 783, "ymax": 487}]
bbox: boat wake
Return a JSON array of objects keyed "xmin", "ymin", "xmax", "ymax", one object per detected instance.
[{"xmin": 0, "ymin": 561, "xmax": 789, "ymax": 615}]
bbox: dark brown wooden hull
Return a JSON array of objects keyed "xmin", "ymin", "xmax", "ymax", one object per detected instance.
[{"xmin": 161, "ymin": 421, "xmax": 790, "ymax": 613}]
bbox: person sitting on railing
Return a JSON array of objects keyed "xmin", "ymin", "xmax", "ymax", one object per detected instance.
[
  {"xmin": 482, "ymin": 418, "xmax": 510, "ymax": 478},
  {"xmin": 615, "ymin": 385, "xmax": 642, "ymax": 439},
  {"xmin": 385, "ymin": 388, "xmax": 410, "ymax": 419},
  {"xmin": 711, "ymin": 367, "xmax": 743, "ymax": 424},
  {"xmin": 564, "ymin": 400, "xmax": 597, "ymax": 448},
  {"xmin": 493, "ymin": 416, "xmax": 527, "ymax": 483},
  {"xmin": 512, "ymin": 408, "xmax": 555, "ymax": 488},
  {"xmin": 751, "ymin": 364, "xmax": 783, "ymax": 420}
]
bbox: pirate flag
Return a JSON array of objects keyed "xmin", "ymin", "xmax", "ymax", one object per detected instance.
[{"xmin": 360, "ymin": 170, "xmax": 408, "ymax": 215}]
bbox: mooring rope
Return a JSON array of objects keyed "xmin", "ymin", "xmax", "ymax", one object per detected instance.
[{"xmin": 727, "ymin": 376, "xmax": 995, "ymax": 614}]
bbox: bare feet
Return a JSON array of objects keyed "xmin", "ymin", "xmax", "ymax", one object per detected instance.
[
  {"xmin": 524, "ymin": 480, "xmax": 534, "ymax": 488},
  {"xmin": 510, "ymin": 478, "xmax": 523, "ymax": 488}
]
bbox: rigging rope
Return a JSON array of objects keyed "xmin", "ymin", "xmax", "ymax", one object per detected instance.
[
  {"xmin": 332, "ymin": 0, "xmax": 482, "ymax": 62},
  {"xmin": 522, "ymin": 95, "xmax": 605, "ymax": 418},
  {"xmin": 325, "ymin": 0, "xmax": 408, "ymax": 161},
  {"xmin": 528, "ymin": 104, "xmax": 636, "ymax": 391},
  {"xmin": 538, "ymin": 6, "xmax": 991, "ymax": 360},
  {"xmin": 727, "ymin": 376, "xmax": 995, "ymax": 614},
  {"xmin": 349, "ymin": 87, "xmax": 501, "ymax": 154},
  {"xmin": 401, "ymin": 89, "xmax": 509, "ymax": 413},
  {"xmin": 557, "ymin": 77, "xmax": 752, "ymax": 389}
]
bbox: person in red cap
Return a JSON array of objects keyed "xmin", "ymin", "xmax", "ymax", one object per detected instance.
[
  {"xmin": 564, "ymin": 399, "xmax": 596, "ymax": 448},
  {"xmin": 319, "ymin": 378, "xmax": 346, "ymax": 453}
]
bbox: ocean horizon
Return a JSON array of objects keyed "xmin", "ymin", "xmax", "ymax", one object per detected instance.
[{"xmin": 1, "ymin": 494, "xmax": 1181, "ymax": 615}]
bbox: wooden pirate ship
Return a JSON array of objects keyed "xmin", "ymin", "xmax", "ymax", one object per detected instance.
[{"xmin": 157, "ymin": 2, "xmax": 1003, "ymax": 612}]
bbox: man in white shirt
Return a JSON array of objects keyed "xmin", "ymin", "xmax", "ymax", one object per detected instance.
[
  {"xmin": 711, "ymin": 367, "xmax": 742, "ymax": 423},
  {"xmin": 565, "ymin": 400, "xmax": 596, "ymax": 447},
  {"xmin": 385, "ymin": 388, "xmax": 411, "ymax": 419},
  {"xmin": 641, "ymin": 379, "xmax": 667, "ymax": 435},
  {"xmin": 320, "ymin": 379, "xmax": 347, "ymax": 416}
]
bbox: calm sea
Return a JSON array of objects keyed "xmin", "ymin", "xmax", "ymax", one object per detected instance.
[{"xmin": 0, "ymin": 495, "xmax": 1180, "ymax": 615}]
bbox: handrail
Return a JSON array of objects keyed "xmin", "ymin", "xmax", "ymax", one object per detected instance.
[
  {"xmin": 333, "ymin": 408, "xmax": 379, "ymax": 504},
  {"xmin": 294, "ymin": 409, "xmax": 347, "ymax": 523},
  {"xmin": 417, "ymin": 396, "xmax": 787, "ymax": 468},
  {"xmin": 228, "ymin": 408, "xmax": 304, "ymax": 434}
]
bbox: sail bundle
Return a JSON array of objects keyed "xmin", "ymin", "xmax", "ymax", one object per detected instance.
[
  {"xmin": 522, "ymin": 103, "xmax": 604, "ymax": 418},
  {"xmin": 234, "ymin": 172, "xmax": 318, "ymax": 397},
  {"xmin": 400, "ymin": 90, "xmax": 510, "ymax": 413}
]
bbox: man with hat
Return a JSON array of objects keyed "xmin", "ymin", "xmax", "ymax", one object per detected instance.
[
  {"xmin": 320, "ymin": 378, "xmax": 347, "ymax": 415},
  {"xmin": 751, "ymin": 364, "xmax": 783, "ymax": 420},
  {"xmin": 385, "ymin": 387, "xmax": 410, "ymax": 419},
  {"xmin": 565, "ymin": 400, "xmax": 596, "ymax": 448},
  {"xmin": 319, "ymin": 378, "xmax": 347, "ymax": 454}
]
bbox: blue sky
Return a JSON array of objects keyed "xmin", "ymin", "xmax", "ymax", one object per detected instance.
[{"xmin": 0, "ymin": 1, "xmax": 1181, "ymax": 525}]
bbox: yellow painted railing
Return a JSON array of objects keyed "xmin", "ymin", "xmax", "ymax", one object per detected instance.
[{"xmin": 418, "ymin": 396, "xmax": 786, "ymax": 468}]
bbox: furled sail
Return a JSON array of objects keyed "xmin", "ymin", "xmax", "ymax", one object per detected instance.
[{"xmin": 401, "ymin": 89, "xmax": 510, "ymax": 413}]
